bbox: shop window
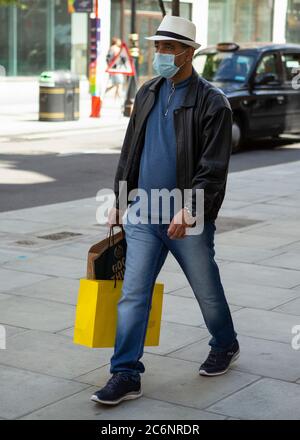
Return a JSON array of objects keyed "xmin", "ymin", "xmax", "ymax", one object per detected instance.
[
  {"xmin": 0, "ymin": 7, "xmax": 8, "ymax": 76},
  {"xmin": 17, "ymin": 0, "xmax": 47, "ymax": 75},
  {"xmin": 55, "ymin": 0, "xmax": 72, "ymax": 70},
  {"xmin": 208, "ymin": 0, "xmax": 274, "ymax": 45},
  {"xmin": 286, "ymin": 0, "xmax": 300, "ymax": 43},
  {"xmin": 111, "ymin": 0, "xmax": 192, "ymax": 81}
]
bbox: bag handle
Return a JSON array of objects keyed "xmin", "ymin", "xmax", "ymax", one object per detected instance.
[{"xmin": 106, "ymin": 224, "xmax": 125, "ymax": 248}]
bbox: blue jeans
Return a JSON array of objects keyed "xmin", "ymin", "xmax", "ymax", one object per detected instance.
[{"xmin": 110, "ymin": 216, "xmax": 237, "ymax": 378}]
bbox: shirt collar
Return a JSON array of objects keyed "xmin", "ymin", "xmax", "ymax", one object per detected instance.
[{"xmin": 149, "ymin": 67, "xmax": 199, "ymax": 107}]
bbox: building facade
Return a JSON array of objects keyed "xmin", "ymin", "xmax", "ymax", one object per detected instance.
[
  {"xmin": 0, "ymin": 0, "xmax": 299, "ymax": 79},
  {"xmin": 0, "ymin": 0, "xmax": 89, "ymax": 77}
]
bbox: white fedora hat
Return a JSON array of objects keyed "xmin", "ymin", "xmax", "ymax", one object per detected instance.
[{"xmin": 145, "ymin": 15, "xmax": 201, "ymax": 50}]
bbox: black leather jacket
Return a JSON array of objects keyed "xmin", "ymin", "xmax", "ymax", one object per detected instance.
[{"xmin": 114, "ymin": 67, "xmax": 233, "ymax": 221}]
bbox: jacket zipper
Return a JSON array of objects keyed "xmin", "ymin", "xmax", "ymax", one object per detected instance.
[{"xmin": 182, "ymin": 109, "xmax": 189, "ymax": 207}]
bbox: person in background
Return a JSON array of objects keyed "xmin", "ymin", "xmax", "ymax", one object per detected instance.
[{"xmin": 105, "ymin": 37, "xmax": 125, "ymax": 99}]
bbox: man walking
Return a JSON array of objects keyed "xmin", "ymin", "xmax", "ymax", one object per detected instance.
[{"xmin": 91, "ymin": 15, "xmax": 239, "ymax": 406}]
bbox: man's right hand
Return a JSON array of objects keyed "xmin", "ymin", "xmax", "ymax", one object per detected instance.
[{"xmin": 107, "ymin": 207, "xmax": 123, "ymax": 227}]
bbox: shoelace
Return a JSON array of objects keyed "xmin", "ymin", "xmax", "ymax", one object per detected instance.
[
  {"xmin": 204, "ymin": 350, "xmax": 227, "ymax": 367},
  {"xmin": 105, "ymin": 373, "xmax": 134, "ymax": 389}
]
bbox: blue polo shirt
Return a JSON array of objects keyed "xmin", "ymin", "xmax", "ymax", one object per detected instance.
[{"xmin": 128, "ymin": 74, "xmax": 192, "ymax": 223}]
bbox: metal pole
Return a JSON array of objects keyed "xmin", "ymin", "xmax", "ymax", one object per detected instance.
[
  {"xmin": 123, "ymin": 0, "xmax": 139, "ymax": 117},
  {"xmin": 120, "ymin": 0, "xmax": 125, "ymax": 42},
  {"xmin": 172, "ymin": 0, "xmax": 180, "ymax": 16},
  {"xmin": 158, "ymin": 0, "xmax": 166, "ymax": 16},
  {"xmin": 131, "ymin": 0, "xmax": 136, "ymax": 32},
  {"xmin": 90, "ymin": 0, "xmax": 102, "ymax": 117},
  {"xmin": 8, "ymin": 4, "xmax": 17, "ymax": 76}
]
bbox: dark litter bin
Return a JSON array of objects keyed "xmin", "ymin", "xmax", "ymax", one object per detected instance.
[{"xmin": 39, "ymin": 71, "xmax": 80, "ymax": 121}]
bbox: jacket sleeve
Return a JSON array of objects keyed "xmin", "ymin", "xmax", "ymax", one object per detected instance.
[
  {"xmin": 113, "ymin": 96, "xmax": 138, "ymax": 209},
  {"xmin": 190, "ymin": 97, "xmax": 233, "ymax": 219}
]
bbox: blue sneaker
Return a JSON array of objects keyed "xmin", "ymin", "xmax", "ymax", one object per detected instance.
[{"xmin": 90, "ymin": 372, "xmax": 142, "ymax": 405}]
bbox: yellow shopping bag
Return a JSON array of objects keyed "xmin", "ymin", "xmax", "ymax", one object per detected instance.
[{"xmin": 73, "ymin": 278, "xmax": 164, "ymax": 348}]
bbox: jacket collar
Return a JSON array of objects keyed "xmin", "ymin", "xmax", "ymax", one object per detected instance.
[{"xmin": 149, "ymin": 67, "xmax": 199, "ymax": 108}]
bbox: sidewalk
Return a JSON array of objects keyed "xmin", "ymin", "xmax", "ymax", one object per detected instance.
[
  {"xmin": 0, "ymin": 78, "xmax": 129, "ymax": 140},
  {"xmin": 0, "ymin": 157, "xmax": 300, "ymax": 419}
]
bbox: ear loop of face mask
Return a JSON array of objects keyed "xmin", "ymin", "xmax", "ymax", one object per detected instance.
[{"xmin": 174, "ymin": 48, "xmax": 189, "ymax": 69}]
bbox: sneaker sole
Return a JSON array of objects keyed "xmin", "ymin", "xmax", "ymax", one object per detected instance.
[
  {"xmin": 199, "ymin": 350, "xmax": 240, "ymax": 377},
  {"xmin": 90, "ymin": 389, "xmax": 143, "ymax": 406}
]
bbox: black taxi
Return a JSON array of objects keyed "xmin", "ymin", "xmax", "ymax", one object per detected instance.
[{"xmin": 193, "ymin": 42, "xmax": 300, "ymax": 152}]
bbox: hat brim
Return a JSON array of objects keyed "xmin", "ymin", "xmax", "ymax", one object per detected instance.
[{"xmin": 145, "ymin": 35, "xmax": 201, "ymax": 50}]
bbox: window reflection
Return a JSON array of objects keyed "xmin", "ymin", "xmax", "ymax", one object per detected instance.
[
  {"xmin": 286, "ymin": 0, "xmax": 300, "ymax": 43},
  {"xmin": 0, "ymin": 7, "xmax": 8, "ymax": 75},
  {"xmin": 18, "ymin": 0, "xmax": 47, "ymax": 75},
  {"xmin": 110, "ymin": 0, "xmax": 192, "ymax": 82},
  {"xmin": 208, "ymin": 0, "xmax": 274, "ymax": 44}
]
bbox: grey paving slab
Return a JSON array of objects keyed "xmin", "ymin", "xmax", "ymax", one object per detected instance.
[
  {"xmin": 277, "ymin": 240, "xmax": 300, "ymax": 253},
  {"xmin": 219, "ymin": 281, "xmax": 300, "ymax": 310},
  {"xmin": 258, "ymin": 252, "xmax": 300, "ymax": 271},
  {"xmin": 220, "ymin": 199, "xmax": 255, "ymax": 210},
  {"xmin": 0, "ymin": 296, "xmax": 75, "ymax": 332},
  {"xmin": 161, "ymin": 253, "xmax": 182, "ymax": 273},
  {"xmin": 215, "ymin": 231, "xmax": 298, "ymax": 251},
  {"xmin": 169, "ymin": 281, "xmax": 300, "ymax": 312},
  {"xmin": 266, "ymin": 194, "xmax": 300, "ymax": 207},
  {"xmin": 219, "ymin": 204, "xmax": 300, "ymax": 221},
  {"xmin": 75, "ymin": 353, "xmax": 260, "ymax": 411},
  {"xmin": 41, "ymin": 241, "xmax": 96, "ymax": 261},
  {"xmin": 162, "ymin": 294, "xmax": 241, "ymax": 327},
  {"xmin": 20, "ymin": 389, "xmax": 225, "ymax": 420},
  {"xmin": 0, "ymin": 198, "xmax": 97, "ymax": 223},
  {"xmin": 0, "ymin": 219, "xmax": 54, "ymax": 234},
  {"xmin": 167, "ymin": 335, "xmax": 300, "ymax": 382},
  {"xmin": 0, "ymin": 330, "xmax": 112, "ymax": 379},
  {"xmin": 0, "ymin": 293, "xmax": 12, "ymax": 301},
  {"xmin": 3, "ymin": 254, "xmax": 86, "ymax": 279},
  {"xmin": 0, "ymin": 365, "xmax": 88, "ymax": 420},
  {"xmin": 0, "ymin": 324, "xmax": 30, "ymax": 339},
  {"xmin": 56, "ymin": 326, "xmax": 75, "ymax": 337},
  {"xmin": 145, "ymin": 320, "xmax": 209, "ymax": 355},
  {"xmin": 219, "ymin": 261, "xmax": 300, "ymax": 289},
  {"xmin": 272, "ymin": 297, "xmax": 300, "ymax": 316},
  {"xmin": 0, "ymin": 249, "xmax": 37, "ymax": 266},
  {"xmin": 0, "ymin": 233, "xmax": 79, "ymax": 253},
  {"xmin": 239, "ymin": 221, "xmax": 300, "ymax": 239},
  {"xmin": 6, "ymin": 276, "xmax": 80, "ymax": 305},
  {"xmin": 207, "ymin": 378, "xmax": 300, "ymax": 420},
  {"xmin": 224, "ymin": 308, "xmax": 298, "ymax": 344},
  {"xmin": 167, "ymin": 285, "xmax": 195, "ymax": 298},
  {"xmin": 57, "ymin": 320, "xmax": 209, "ymax": 356},
  {"xmin": 0, "ymin": 268, "xmax": 50, "ymax": 293},
  {"xmin": 156, "ymin": 271, "xmax": 189, "ymax": 293},
  {"xmin": 214, "ymin": 245, "xmax": 286, "ymax": 265}
]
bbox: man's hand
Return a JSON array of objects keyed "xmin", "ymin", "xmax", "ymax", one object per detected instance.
[
  {"xmin": 167, "ymin": 208, "xmax": 194, "ymax": 240},
  {"xmin": 107, "ymin": 207, "xmax": 124, "ymax": 227}
]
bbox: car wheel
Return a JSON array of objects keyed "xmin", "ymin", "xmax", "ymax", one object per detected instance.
[{"xmin": 231, "ymin": 117, "xmax": 244, "ymax": 154}]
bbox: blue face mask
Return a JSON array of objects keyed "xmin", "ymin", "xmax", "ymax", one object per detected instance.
[{"xmin": 152, "ymin": 49, "xmax": 188, "ymax": 78}]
